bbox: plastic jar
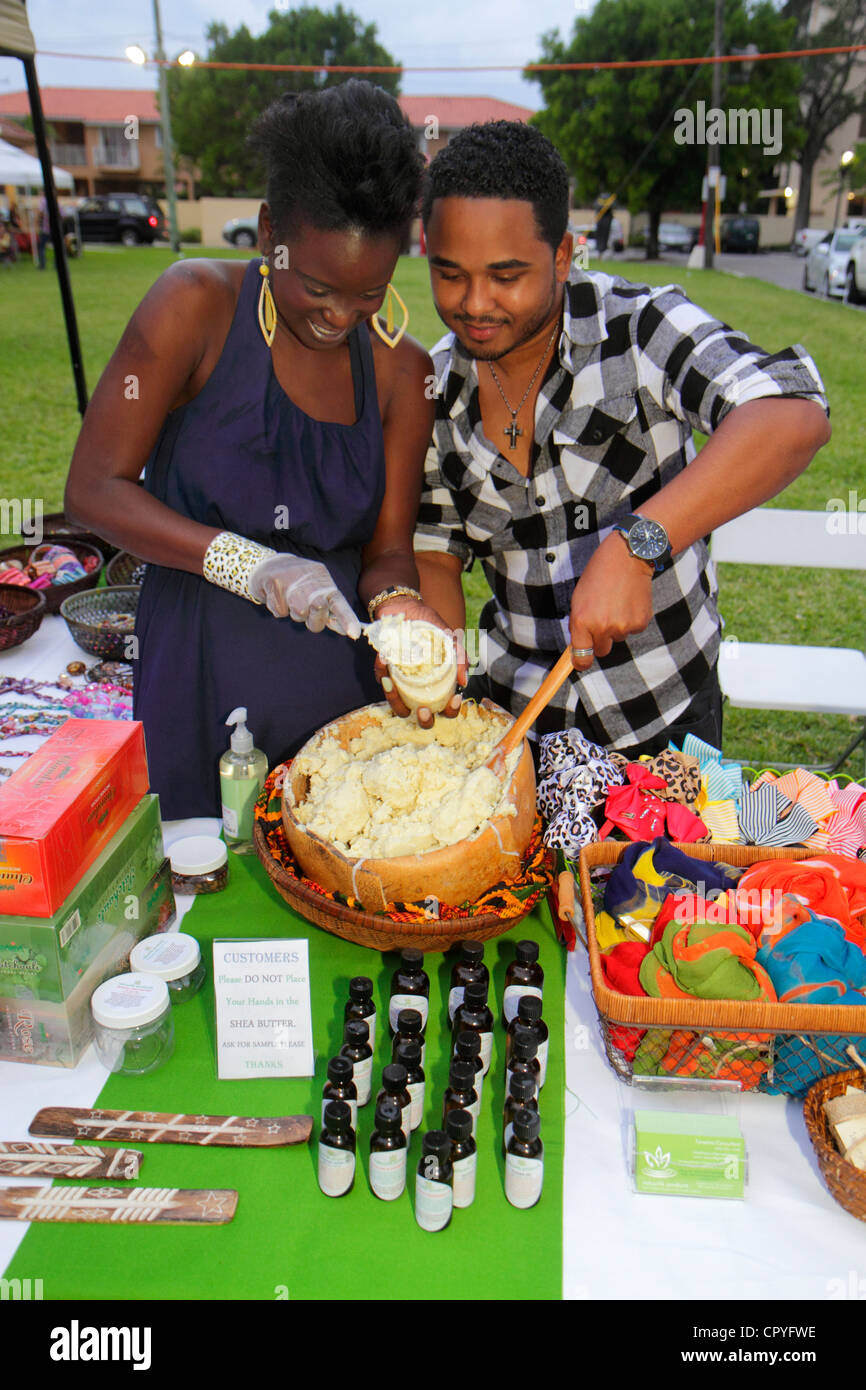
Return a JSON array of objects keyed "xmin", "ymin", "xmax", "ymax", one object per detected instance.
[
  {"xmin": 91, "ymin": 972, "xmax": 175, "ymax": 1075},
  {"xmin": 130, "ymin": 932, "xmax": 205, "ymax": 1003},
  {"xmin": 169, "ymin": 835, "xmax": 228, "ymax": 895}
]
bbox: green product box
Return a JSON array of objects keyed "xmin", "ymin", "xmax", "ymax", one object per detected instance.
[
  {"xmin": 0, "ymin": 857, "xmax": 176, "ymax": 1067},
  {"xmin": 0, "ymin": 795, "xmax": 171, "ymax": 1004},
  {"xmin": 633, "ymin": 1109, "xmax": 746, "ymax": 1200}
]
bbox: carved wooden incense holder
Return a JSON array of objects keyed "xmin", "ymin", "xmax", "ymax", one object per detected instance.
[
  {"xmin": 0, "ymin": 1141, "xmax": 142, "ymax": 1180},
  {"xmin": 0, "ymin": 1185, "xmax": 238, "ymax": 1224},
  {"xmin": 30, "ymin": 1107, "xmax": 313, "ymax": 1147}
]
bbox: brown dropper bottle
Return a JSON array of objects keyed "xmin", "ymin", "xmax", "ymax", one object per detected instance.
[
  {"xmin": 376, "ymin": 1061, "xmax": 412, "ymax": 1140},
  {"xmin": 505, "ymin": 995, "xmax": 550, "ymax": 1088},
  {"xmin": 344, "ymin": 975, "xmax": 376, "ymax": 1051},
  {"xmin": 442, "ymin": 1058, "xmax": 480, "ymax": 1135},
  {"xmin": 503, "ymin": 1072, "xmax": 538, "ymax": 1154},
  {"xmin": 451, "ymin": 980, "xmax": 494, "ymax": 1074},
  {"xmin": 502, "ymin": 940, "xmax": 543, "ymax": 1025},
  {"xmin": 448, "ymin": 940, "xmax": 489, "ymax": 1024},
  {"xmin": 369, "ymin": 1097, "xmax": 407, "ymax": 1202},
  {"xmin": 318, "ymin": 1099, "xmax": 355, "ymax": 1198},
  {"xmin": 322, "ymin": 1055, "xmax": 357, "ymax": 1131},
  {"xmin": 393, "ymin": 1006, "xmax": 426, "ymax": 1068},
  {"xmin": 389, "ymin": 949, "xmax": 429, "ymax": 1033},
  {"xmin": 454, "ymin": 1029, "xmax": 485, "ymax": 1102}
]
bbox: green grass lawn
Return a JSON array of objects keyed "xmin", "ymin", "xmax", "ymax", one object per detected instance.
[{"xmin": 1, "ymin": 246, "xmax": 864, "ymax": 774}]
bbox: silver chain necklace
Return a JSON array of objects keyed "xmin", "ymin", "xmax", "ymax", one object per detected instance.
[{"xmin": 487, "ymin": 321, "xmax": 560, "ymax": 450}]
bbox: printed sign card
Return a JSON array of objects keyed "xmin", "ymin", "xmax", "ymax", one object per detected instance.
[
  {"xmin": 213, "ymin": 939, "xmax": 314, "ymax": 1080},
  {"xmin": 634, "ymin": 1109, "xmax": 746, "ymax": 1199}
]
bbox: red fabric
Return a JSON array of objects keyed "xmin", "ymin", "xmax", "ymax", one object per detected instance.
[
  {"xmin": 737, "ymin": 856, "xmax": 866, "ymax": 949},
  {"xmin": 599, "ymin": 783, "xmax": 708, "ymax": 844},
  {"xmin": 600, "ymin": 941, "xmax": 651, "ymax": 1063}
]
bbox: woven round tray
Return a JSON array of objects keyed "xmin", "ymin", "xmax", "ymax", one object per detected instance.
[
  {"xmin": 106, "ymin": 550, "xmax": 147, "ymax": 587},
  {"xmin": 59, "ymin": 585, "xmax": 140, "ymax": 659},
  {"xmin": 804, "ymin": 1067, "xmax": 866, "ymax": 1222},
  {"xmin": 0, "ymin": 537, "xmax": 104, "ymax": 614},
  {"xmin": 0, "ymin": 583, "xmax": 46, "ymax": 652},
  {"xmin": 253, "ymin": 767, "xmax": 551, "ymax": 952},
  {"xmin": 41, "ymin": 512, "xmax": 120, "ymax": 562}
]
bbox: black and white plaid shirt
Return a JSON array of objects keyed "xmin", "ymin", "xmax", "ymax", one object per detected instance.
[{"xmin": 415, "ymin": 267, "xmax": 828, "ymax": 750}]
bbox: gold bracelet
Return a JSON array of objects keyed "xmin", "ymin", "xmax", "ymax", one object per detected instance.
[{"xmin": 367, "ymin": 586, "xmax": 423, "ymax": 620}]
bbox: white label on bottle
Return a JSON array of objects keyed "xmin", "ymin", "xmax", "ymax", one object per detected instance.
[
  {"xmin": 389, "ymin": 992, "xmax": 429, "ymax": 1032},
  {"xmin": 503, "ymin": 984, "xmax": 543, "ymax": 1024},
  {"xmin": 352, "ymin": 1054, "xmax": 373, "ymax": 1106},
  {"xmin": 407, "ymin": 1079, "xmax": 425, "ymax": 1130},
  {"xmin": 415, "ymin": 1173, "xmax": 452, "ymax": 1231},
  {"xmin": 318, "ymin": 1143, "xmax": 354, "ymax": 1197},
  {"xmin": 452, "ymin": 1151, "xmax": 477, "ymax": 1208},
  {"xmin": 221, "ymin": 803, "xmax": 239, "ymax": 838},
  {"xmin": 479, "ymin": 1029, "xmax": 493, "ymax": 1074},
  {"xmin": 400, "ymin": 1101, "xmax": 412, "ymax": 1141},
  {"xmin": 504, "ymin": 1120, "xmax": 513, "ymax": 1152},
  {"xmin": 369, "ymin": 1147, "xmax": 407, "ymax": 1201},
  {"xmin": 468, "ymin": 1096, "xmax": 481, "ymax": 1134},
  {"xmin": 448, "ymin": 985, "xmax": 464, "ymax": 1023},
  {"xmin": 505, "ymin": 1153, "xmax": 544, "ymax": 1208},
  {"xmin": 322, "ymin": 1096, "xmax": 357, "ymax": 1131},
  {"xmin": 537, "ymin": 1036, "xmax": 549, "ymax": 1090},
  {"xmin": 363, "ymin": 1011, "xmax": 376, "ymax": 1052}
]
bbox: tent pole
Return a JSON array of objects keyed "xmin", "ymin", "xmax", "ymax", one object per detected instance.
[{"xmin": 22, "ymin": 55, "xmax": 89, "ymax": 417}]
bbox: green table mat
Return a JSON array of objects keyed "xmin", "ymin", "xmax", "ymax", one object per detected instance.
[{"xmin": 5, "ymin": 850, "xmax": 564, "ymax": 1301}]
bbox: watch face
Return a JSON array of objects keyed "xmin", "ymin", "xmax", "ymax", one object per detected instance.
[{"xmin": 629, "ymin": 518, "xmax": 668, "ymax": 560}]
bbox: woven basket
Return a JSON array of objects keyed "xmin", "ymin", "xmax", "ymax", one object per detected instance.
[
  {"xmin": 106, "ymin": 551, "xmax": 146, "ymax": 587},
  {"xmin": 578, "ymin": 839, "xmax": 866, "ymax": 1093},
  {"xmin": 0, "ymin": 584, "xmax": 46, "ymax": 652},
  {"xmin": 40, "ymin": 512, "xmax": 120, "ymax": 563},
  {"xmin": 804, "ymin": 1067, "xmax": 866, "ymax": 1222},
  {"xmin": 0, "ymin": 538, "xmax": 104, "ymax": 614},
  {"xmin": 59, "ymin": 585, "xmax": 140, "ymax": 660}
]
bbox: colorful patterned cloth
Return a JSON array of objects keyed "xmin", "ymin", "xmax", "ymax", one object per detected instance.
[
  {"xmin": 756, "ymin": 897, "xmax": 866, "ymax": 1005},
  {"xmin": 595, "ymin": 839, "xmax": 743, "ymax": 951},
  {"xmin": 736, "ymin": 854, "xmax": 866, "ymax": 949},
  {"xmin": 639, "ymin": 919, "xmax": 777, "ymax": 1002}
]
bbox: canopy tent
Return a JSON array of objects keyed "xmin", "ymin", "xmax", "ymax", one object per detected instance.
[
  {"xmin": 0, "ymin": 0, "xmax": 87, "ymax": 414},
  {"xmin": 0, "ymin": 136, "xmax": 74, "ymax": 190}
]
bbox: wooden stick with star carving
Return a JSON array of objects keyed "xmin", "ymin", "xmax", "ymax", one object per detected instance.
[
  {"xmin": 29, "ymin": 1108, "xmax": 312, "ymax": 1147},
  {"xmin": 0, "ymin": 1186, "xmax": 238, "ymax": 1224}
]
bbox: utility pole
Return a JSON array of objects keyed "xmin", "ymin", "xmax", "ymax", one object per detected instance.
[
  {"xmin": 704, "ymin": 0, "xmax": 724, "ymax": 269},
  {"xmin": 152, "ymin": 0, "xmax": 180, "ymax": 254}
]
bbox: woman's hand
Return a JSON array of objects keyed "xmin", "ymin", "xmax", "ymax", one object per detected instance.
[
  {"xmin": 372, "ymin": 597, "xmax": 468, "ymax": 730},
  {"xmin": 568, "ymin": 533, "xmax": 654, "ymax": 671},
  {"xmin": 248, "ymin": 553, "xmax": 362, "ymax": 637}
]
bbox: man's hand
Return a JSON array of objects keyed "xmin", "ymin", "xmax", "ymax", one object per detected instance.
[
  {"xmin": 569, "ymin": 532, "xmax": 654, "ymax": 670},
  {"xmin": 372, "ymin": 597, "xmax": 468, "ymax": 730}
]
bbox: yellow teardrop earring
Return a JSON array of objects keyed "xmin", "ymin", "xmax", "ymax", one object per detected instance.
[
  {"xmin": 257, "ymin": 258, "xmax": 277, "ymax": 348},
  {"xmin": 371, "ymin": 282, "xmax": 409, "ymax": 349}
]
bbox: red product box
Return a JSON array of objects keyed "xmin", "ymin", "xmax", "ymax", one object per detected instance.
[{"xmin": 0, "ymin": 720, "xmax": 149, "ymax": 917}]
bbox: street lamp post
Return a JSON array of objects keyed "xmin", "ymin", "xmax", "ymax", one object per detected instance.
[
  {"xmin": 833, "ymin": 150, "xmax": 855, "ymax": 230},
  {"xmin": 152, "ymin": 0, "xmax": 180, "ymax": 254}
]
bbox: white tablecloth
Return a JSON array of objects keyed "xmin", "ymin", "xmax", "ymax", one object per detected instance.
[{"xmin": 1, "ymin": 617, "xmax": 863, "ymax": 1298}]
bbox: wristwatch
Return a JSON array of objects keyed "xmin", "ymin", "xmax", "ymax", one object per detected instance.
[{"xmin": 611, "ymin": 514, "xmax": 673, "ymax": 574}]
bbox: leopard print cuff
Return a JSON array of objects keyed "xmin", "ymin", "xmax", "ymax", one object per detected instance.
[{"xmin": 202, "ymin": 531, "xmax": 275, "ymax": 603}]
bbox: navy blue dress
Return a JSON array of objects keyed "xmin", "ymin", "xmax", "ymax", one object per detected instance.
[{"xmin": 133, "ymin": 258, "xmax": 385, "ymax": 818}]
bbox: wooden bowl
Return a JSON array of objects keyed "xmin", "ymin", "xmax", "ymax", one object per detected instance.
[{"xmin": 282, "ymin": 702, "xmax": 537, "ymax": 913}]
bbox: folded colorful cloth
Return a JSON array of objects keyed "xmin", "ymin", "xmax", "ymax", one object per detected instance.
[
  {"xmin": 600, "ymin": 940, "xmax": 650, "ymax": 995},
  {"xmin": 737, "ymin": 784, "xmax": 820, "ymax": 847},
  {"xmin": 756, "ymin": 897, "xmax": 866, "ymax": 1005},
  {"xmin": 598, "ymin": 771, "xmax": 709, "ymax": 844},
  {"xmin": 736, "ymin": 854, "xmax": 866, "ymax": 948},
  {"xmin": 639, "ymin": 918, "xmax": 777, "ymax": 1002},
  {"xmin": 768, "ymin": 1032, "xmax": 862, "ymax": 1095},
  {"xmin": 543, "ymin": 801, "xmax": 599, "ymax": 856},
  {"xmin": 537, "ymin": 728, "xmax": 625, "ymax": 855},
  {"xmin": 632, "ymin": 1028, "xmax": 770, "ymax": 1088}
]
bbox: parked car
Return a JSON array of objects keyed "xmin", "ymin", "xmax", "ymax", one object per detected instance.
[
  {"xmin": 803, "ymin": 227, "xmax": 863, "ymax": 297},
  {"xmin": 720, "ymin": 215, "xmax": 759, "ymax": 253},
  {"xmin": 222, "ymin": 216, "xmax": 258, "ymax": 248},
  {"xmin": 843, "ymin": 228, "xmax": 866, "ymax": 303},
  {"xmin": 69, "ymin": 194, "xmax": 166, "ymax": 246},
  {"xmin": 793, "ymin": 227, "xmax": 828, "ymax": 256},
  {"xmin": 650, "ymin": 222, "xmax": 698, "ymax": 252}
]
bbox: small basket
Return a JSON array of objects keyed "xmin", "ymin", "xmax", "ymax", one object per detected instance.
[
  {"xmin": 578, "ymin": 839, "xmax": 866, "ymax": 1094},
  {"xmin": 0, "ymin": 538, "xmax": 104, "ymax": 614},
  {"xmin": 40, "ymin": 512, "xmax": 120, "ymax": 563},
  {"xmin": 804, "ymin": 1067, "xmax": 866, "ymax": 1222},
  {"xmin": 106, "ymin": 551, "xmax": 147, "ymax": 587},
  {"xmin": 59, "ymin": 585, "xmax": 140, "ymax": 660},
  {"xmin": 0, "ymin": 584, "xmax": 46, "ymax": 652}
]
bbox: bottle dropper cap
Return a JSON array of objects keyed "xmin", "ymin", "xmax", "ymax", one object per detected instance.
[
  {"xmin": 396, "ymin": 1008, "xmax": 423, "ymax": 1035},
  {"xmin": 446, "ymin": 1109, "xmax": 473, "ymax": 1142},
  {"xmin": 324, "ymin": 1100, "xmax": 351, "ymax": 1133},
  {"xmin": 455, "ymin": 1030, "xmax": 481, "ymax": 1061},
  {"xmin": 513, "ymin": 1108, "xmax": 541, "ymax": 1142},
  {"xmin": 508, "ymin": 1073, "xmax": 537, "ymax": 1102},
  {"xmin": 449, "ymin": 1059, "xmax": 475, "ymax": 1090},
  {"xmin": 327, "ymin": 1055, "xmax": 353, "ymax": 1084},
  {"xmin": 343, "ymin": 1019, "xmax": 370, "ymax": 1047},
  {"xmin": 382, "ymin": 1063, "xmax": 408, "ymax": 1093},
  {"xmin": 517, "ymin": 995, "xmax": 543, "ymax": 1022},
  {"xmin": 400, "ymin": 948, "xmax": 424, "ymax": 970},
  {"xmin": 459, "ymin": 940, "xmax": 484, "ymax": 963},
  {"xmin": 464, "ymin": 981, "xmax": 488, "ymax": 1006},
  {"xmin": 422, "ymin": 1129, "xmax": 450, "ymax": 1157},
  {"xmin": 226, "ymin": 706, "xmax": 253, "ymax": 754},
  {"xmin": 515, "ymin": 940, "xmax": 540, "ymax": 964},
  {"xmin": 348, "ymin": 976, "xmax": 373, "ymax": 1001},
  {"xmin": 374, "ymin": 1099, "xmax": 401, "ymax": 1133},
  {"xmin": 512, "ymin": 1032, "xmax": 539, "ymax": 1062},
  {"xmin": 394, "ymin": 1038, "xmax": 421, "ymax": 1068}
]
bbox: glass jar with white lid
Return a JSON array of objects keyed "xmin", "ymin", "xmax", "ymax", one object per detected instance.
[
  {"xmin": 130, "ymin": 931, "xmax": 205, "ymax": 1003},
  {"xmin": 90, "ymin": 972, "xmax": 175, "ymax": 1075}
]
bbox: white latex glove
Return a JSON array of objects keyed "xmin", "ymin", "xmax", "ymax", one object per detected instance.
[{"xmin": 248, "ymin": 552, "xmax": 362, "ymax": 638}]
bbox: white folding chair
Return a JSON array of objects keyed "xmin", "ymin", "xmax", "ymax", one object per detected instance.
[{"xmin": 711, "ymin": 508, "xmax": 866, "ymax": 775}]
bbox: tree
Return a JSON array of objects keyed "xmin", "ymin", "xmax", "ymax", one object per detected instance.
[
  {"xmin": 528, "ymin": 0, "xmax": 802, "ymax": 257},
  {"xmin": 166, "ymin": 5, "xmax": 400, "ymax": 197},
  {"xmin": 780, "ymin": 0, "xmax": 866, "ymax": 234}
]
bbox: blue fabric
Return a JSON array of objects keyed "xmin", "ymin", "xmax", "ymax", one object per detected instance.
[
  {"xmin": 133, "ymin": 259, "xmax": 385, "ymax": 817},
  {"xmin": 756, "ymin": 908, "xmax": 866, "ymax": 1006},
  {"xmin": 604, "ymin": 837, "xmax": 742, "ymax": 922}
]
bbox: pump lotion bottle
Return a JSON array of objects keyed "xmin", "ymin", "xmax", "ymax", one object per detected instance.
[{"xmin": 219, "ymin": 706, "xmax": 268, "ymax": 854}]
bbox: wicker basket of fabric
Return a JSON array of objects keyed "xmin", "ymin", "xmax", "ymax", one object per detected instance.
[
  {"xmin": 254, "ymin": 763, "xmax": 552, "ymax": 952},
  {"xmin": 0, "ymin": 584, "xmax": 46, "ymax": 652},
  {"xmin": 804, "ymin": 1067, "xmax": 866, "ymax": 1222},
  {"xmin": 59, "ymin": 585, "xmax": 140, "ymax": 660},
  {"xmin": 0, "ymin": 538, "xmax": 104, "ymax": 614},
  {"xmin": 578, "ymin": 839, "xmax": 866, "ymax": 1094},
  {"xmin": 106, "ymin": 551, "xmax": 147, "ymax": 587},
  {"xmin": 40, "ymin": 512, "xmax": 120, "ymax": 562}
]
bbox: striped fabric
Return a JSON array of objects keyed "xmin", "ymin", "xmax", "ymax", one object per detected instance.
[{"xmin": 737, "ymin": 785, "xmax": 819, "ymax": 846}]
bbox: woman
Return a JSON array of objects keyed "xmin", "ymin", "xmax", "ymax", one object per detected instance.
[{"xmin": 65, "ymin": 81, "xmax": 458, "ymax": 818}]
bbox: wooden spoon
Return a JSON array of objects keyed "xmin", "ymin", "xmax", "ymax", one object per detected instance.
[{"xmin": 485, "ymin": 647, "xmax": 577, "ymax": 776}]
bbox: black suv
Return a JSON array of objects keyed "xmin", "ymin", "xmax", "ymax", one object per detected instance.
[
  {"xmin": 720, "ymin": 215, "xmax": 760, "ymax": 253},
  {"xmin": 67, "ymin": 194, "xmax": 167, "ymax": 246}
]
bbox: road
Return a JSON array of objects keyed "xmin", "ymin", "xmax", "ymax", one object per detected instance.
[{"xmin": 621, "ymin": 247, "xmax": 866, "ymax": 310}]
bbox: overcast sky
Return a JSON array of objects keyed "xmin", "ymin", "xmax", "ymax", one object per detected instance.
[{"xmin": 0, "ymin": 0, "xmax": 596, "ymax": 109}]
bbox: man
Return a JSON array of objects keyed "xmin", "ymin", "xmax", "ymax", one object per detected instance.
[{"xmin": 411, "ymin": 121, "xmax": 830, "ymax": 755}]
